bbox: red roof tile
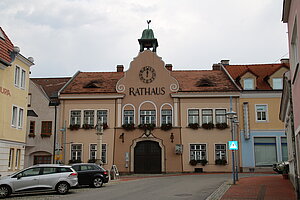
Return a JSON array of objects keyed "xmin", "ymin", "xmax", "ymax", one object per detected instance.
[
  {"xmin": 31, "ymin": 77, "xmax": 71, "ymax": 98},
  {"xmin": 224, "ymin": 63, "xmax": 289, "ymax": 90},
  {"xmin": 0, "ymin": 27, "xmax": 14, "ymax": 65}
]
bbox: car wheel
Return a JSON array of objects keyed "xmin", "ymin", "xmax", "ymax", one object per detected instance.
[
  {"xmin": 0, "ymin": 185, "xmax": 11, "ymax": 198},
  {"xmin": 92, "ymin": 177, "xmax": 103, "ymax": 188},
  {"xmin": 56, "ymin": 182, "xmax": 70, "ymax": 194}
]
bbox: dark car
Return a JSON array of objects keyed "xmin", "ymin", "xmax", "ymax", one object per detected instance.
[
  {"xmin": 273, "ymin": 161, "xmax": 289, "ymax": 174},
  {"xmin": 71, "ymin": 163, "xmax": 109, "ymax": 188}
]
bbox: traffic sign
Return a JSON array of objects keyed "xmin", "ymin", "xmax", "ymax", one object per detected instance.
[{"xmin": 228, "ymin": 141, "xmax": 238, "ymax": 150}]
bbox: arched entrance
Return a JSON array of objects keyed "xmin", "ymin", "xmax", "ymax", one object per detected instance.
[{"xmin": 134, "ymin": 141, "xmax": 162, "ymax": 173}]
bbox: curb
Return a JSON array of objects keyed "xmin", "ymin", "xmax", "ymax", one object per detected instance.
[{"xmin": 206, "ymin": 181, "xmax": 231, "ymax": 200}]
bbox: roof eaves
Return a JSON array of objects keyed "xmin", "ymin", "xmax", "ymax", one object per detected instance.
[
  {"xmin": 58, "ymin": 70, "xmax": 81, "ymax": 96},
  {"xmin": 220, "ymin": 64, "xmax": 242, "ymax": 91}
]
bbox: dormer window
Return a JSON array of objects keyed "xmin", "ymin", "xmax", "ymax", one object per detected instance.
[
  {"xmin": 243, "ymin": 78, "xmax": 254, "ymax": 90},
  {"xmin": 272, "ymin": 78, "xmax": 283, "ymax": 90}
]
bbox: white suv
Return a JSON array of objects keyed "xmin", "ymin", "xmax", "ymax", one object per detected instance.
[{"xmin": 0, "ymin": 164, "xmax": 78, "ymax": 198}]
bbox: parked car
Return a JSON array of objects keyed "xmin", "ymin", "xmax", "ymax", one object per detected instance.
[
  {"xmin": 273, "ymin": 161, "xmax": 289, "ymax": 174},
  {"xmin": 0, "ymin": 164, "xmax": 78, "ymax": 198},
  {"xmin": 71, "ymin": 163, "xmax": 109, "ymax": 188}
]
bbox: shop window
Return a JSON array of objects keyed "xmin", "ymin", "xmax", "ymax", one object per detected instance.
[
  {"xmin": 281, "ymin": 137, "xmax": 288, "ymax": 161},
  {"xmin": 254, "ymin": 137, "xmax": 277, "ymax": 166}
]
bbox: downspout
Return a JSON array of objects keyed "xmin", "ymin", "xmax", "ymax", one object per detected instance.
[{"xmin": 53, "ymin": 104, "xmax": 57, "ymax": 163}]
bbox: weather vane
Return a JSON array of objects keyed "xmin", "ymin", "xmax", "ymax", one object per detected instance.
[{"xmin": 147, "ymin": 20, "xmax": 151, "ymax": 29}]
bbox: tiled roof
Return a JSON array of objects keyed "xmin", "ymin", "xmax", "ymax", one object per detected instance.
[
  {"xmin": 60, "ymin": 69, "xmax": 238, "ymax": 94},
  {"xmin": 0, "ymin": 27, "xmax": 14, "ymax": 65},
  {"xmin": 61, "ymin": 72, "xmax": 124, "ymax": 94},
  {"xmin": 224, "ymin": 63, "xmax": 289, "ymax": 90},
  {"xmin": 31, "ymin": 77, "xmax": 71, "ymax": 98},
  {"xmin": 171, "ymin": 70, "xmax": 238, "ymax": 92}
]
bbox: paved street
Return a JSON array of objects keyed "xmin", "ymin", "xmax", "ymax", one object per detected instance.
[{"xmin": 7, "ymin": 173, "xmax": 275, "ymax": 200}]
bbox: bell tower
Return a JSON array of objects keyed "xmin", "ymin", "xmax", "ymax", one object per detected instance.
[{"xmin": 138, "ymin": 20, "xmax": 159, "ymax": 52}]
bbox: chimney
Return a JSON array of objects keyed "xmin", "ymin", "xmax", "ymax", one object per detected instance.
[
  {"xmin": 165, "ymin": 64, "xmax": 173, "ymax": 71},
  {"xmin": 280, "ymin": 58, "xmax": 289, "ymax": 64},
  {"xmin": 220, "ymin": 59, "xmax": 230, "ymax": 65},
  {"xmin": 116, "ymin": 65, "xmax": 124, "ymax": 72},
  {"xmin": 212, "ymin": 63, "xmax": 222, "ymax": 70}
]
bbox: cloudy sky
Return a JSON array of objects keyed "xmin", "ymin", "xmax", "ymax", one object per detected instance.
[{"xmin": 1, "ymin": 0, "xmax": 288, "ymax": 78}]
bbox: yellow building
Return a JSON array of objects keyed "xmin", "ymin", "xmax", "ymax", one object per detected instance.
[
  {"xmin": 0, "ymin": 27, "xmax": 34, "ymax": 175},
  {"xmin": 223, "ymin": 60, "xmax": 289, "ymax": 171}
]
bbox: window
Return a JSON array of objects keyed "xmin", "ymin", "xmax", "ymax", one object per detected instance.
[
  {"xmin": 21, "ymin": 168, "xmax": 41, "ymax": 177},
  {"xmin": 256, "ymin": 105, "xmax": 267, "ymax": 121},
  {"xmin": 281, "ymin": 137, "xmax": 288, "ymax": 161},
  {"xmin": 140, "ymin": 110, "xmax": 156, "ymax": 124},
  {"xmin": 41, "ymin": 121, "xmax": 52, "ymax": 134},
  {"xmin": 188, "ymin": 109, "xmax": 199, "ymax": 124},
  {"xmin": 202, "ymin": 109, "xmax": 213, "ymax": 124},
  {"xmin": 97, "ymin": 110, "xmax": 108, "ymax": 124},
  {"xmin": 34, "ymin": 155, "xmax": 51, "ymax": 165},
  {"xmin": 216, "ymin": 109, "xmax": 226, "ymax": 124},
  {"xmin": 161, "ymin": 109, "xmax": 172, "ymax": 124},
  {"xmin": 272, "ymin": 78, "xmax": 283, "ymax": 90},
  {"xmin": 89, "ymin": 144, "xmax": 107, "ymax": 163},
  {"xmin": 190, "ymin": 144, "xmax": 207, "ymax": 161},
  {"xmin": 14, "ymin": 66, "xmax": 20, "ymax": 86},
  {"xmin": 244, "ymin": 78, "xmax": 254, "ymax": 90},
  {"xmin": 71, "ymin": 144, "xmax": 82, "ymax": 161},
  {"xmin": 83, "ymin": 110, "xmax": 94, "ymax": 125},
  {"xmin": 70, "ymin": 110, "xmax": 81, "ymax": 125},
  {"xmin": 215, "ymin": 144, "xmax": 226, "ymax": 160},
  {"xmin": 42, "ymin": 167, "xmax": 57, "ymax": 175},
  {"xmin": 29, "ymin": 121, "xmax": 35, "ymax": 134},
  {"xmin": 8, "ymin": 148, "xmax": 14, "ymax": 169},
  {"xmin": 28, "ymin": 93, "xmax": 32, "ymax": 107},
  {"xmin": 18, "ymin": 108, "xmax": 23, "ymax": 128},
  {"xmin": 15, "ymin": 149, "xmax": 21, "ymax": 170},
  {"xmin": 20, "ymin": 69, "xmax": 26, "ymax": 89},
  {"xmin": 123, "ymin": 110, "xmax": 134, "ymax": 124},
  {"xmin": 12, "ymin": 106, "xmax": 18, "ymax": 127}
]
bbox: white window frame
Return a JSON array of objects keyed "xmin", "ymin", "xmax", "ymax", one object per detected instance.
[
  {"xmin": 202, "ymin": 109, "xmax": 213, "ymax": 124},
  {"xmin": 11, "ymin": 105, "xmax": 24, "ymax": 129},
  {"xmin": 70, "ymin": 143, "xmax": 83, "ymax": 161},
  {"xmin": 20, "ymin": 69, "xmax": 26, "ymax": 89},
  {"xmin": 96, "ymin": 109, "xmax": 108, "ymax": 124},
  {"xmin": 14, "ymin": 66, "xmax": 26, "ymax": 89},
  {"xmin": 255, "ymin": 104, "xmax": 268, "ymax": 122},
  {"xmin": 15, "ymin": 149, "xmax": 21, "ymax": 170},
  {"xmin": 189, "ymin": 144, "xmax": 207, "ymax": 161},
  {"xmin": 89, "ymin": 143, "xmax": 107, "ymax": 164},
  {"xmin": 187, "ymin": 109, "xmax": 199, "ymax": 125},
  {"xmin": 161, "ymin": 109, "xmax": 172, "ymax": 125},
  {"xmin": 14, "ymin": 66, "xmax": 20, "ymax": 87},
  {"xmin": 272, "ymin": 78, "xmax": 283, "ymax": 90},
  {"xmin": 123, "ymin": 110, "xmax": 134, "ymax": 125},
  {"xmin": 215, "ymin": 144, "xmax": 227, "ymax": 160},
  {"xmin": 243, "ymin": 78, "xmax": 254, "ymax": 90},
  {"xmin": 215, "ymin": 109, "xmax": 227, "ymax": 124},
  {"xmin": 83, "ymin": 110, "xmax": 95, "ymax": 125},
  {"xmin": 140, "ymin": 110, "xmax": 156, "ymax": 124},
  {"xmin": 8, "ymin": 148, "xmax": 14, "ymax": 170},
  {"xmin": 70, "ymin": 110, "xmax": 82, "ymax": 125}
]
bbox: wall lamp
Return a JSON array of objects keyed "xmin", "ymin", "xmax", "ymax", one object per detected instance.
[
  {"xmin": 170, "ymin": 133, "xmax": 174, "ymax": 143},
  {"xmin": 119, "ymin": 133, "xmax": 125, "ymax": 143}
]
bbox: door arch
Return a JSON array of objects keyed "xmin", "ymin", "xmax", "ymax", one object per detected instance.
[{"xmin": 134, "ymin": 141, "xmax": 162, "ymax": 173}]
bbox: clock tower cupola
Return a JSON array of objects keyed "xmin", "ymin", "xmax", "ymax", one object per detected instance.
[{"xmin": 138, "ymin": 20, "xmax": 159, "ymax": 52}]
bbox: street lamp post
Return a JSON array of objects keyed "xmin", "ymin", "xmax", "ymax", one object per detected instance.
[
  {"xmin": 226, "ymin": 109, "xmax": 236, "ymax": 185},
  {"xmin": 95, "ymin": 118, "xmax": 104, "ymax": 165},
  {"xmin": 233, "ymin": 116, "xmax": 239, "ymax": 181}
]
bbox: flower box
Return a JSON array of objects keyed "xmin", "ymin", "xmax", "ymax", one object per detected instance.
[
  {"xmin": 188, "ymin": 123, "xmax": 199, "ymax": 130},
  {"xmin": 82, "ymin": 124, "xmax": 94, "ymax": 130},
  {"xmin": 215, "ymin": 158, "xmax": 227, "ymax": 165},
  {"xmin": 122, "ymin": 123, "xmax": 135, "ymax": 131},
  {"xmin": 138, "ymin": 123, "xmax": 156, "ymax": 131},
  {"xmin": 161, "ymin": 123, "xmax": 172, "ymax": 131},
  {"xmin": 69, "ymin": 124, "xmax": 80, "ymax": 130},
  {"xmin": 216, "ymin": 123, "xmax": 228, "ymax": 130},
  {"xmin": 41, "ymin": 133, "xmax": 51, "ymax": 137},
  {"xmin": 202, "ymin": 123, "xmax": 214, "ymax": 129}
]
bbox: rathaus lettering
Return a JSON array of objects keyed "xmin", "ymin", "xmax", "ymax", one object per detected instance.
[{"xmin": 129, "ymin": 87, "xmax": 165, "ymax": 96}]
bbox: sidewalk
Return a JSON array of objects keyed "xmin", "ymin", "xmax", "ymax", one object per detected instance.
[{"xmin": 220, "ymin": 175, "xmax": 296, "ymax": 200}]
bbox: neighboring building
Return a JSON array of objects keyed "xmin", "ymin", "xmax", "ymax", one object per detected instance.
[
  {"xmin": 0, "ymin": 27, "xmax": 34, "ymax": 176},
  {"xmin": 223, "ymin": 60, "xmax": 289, "ymax": 172},
  {"xmin": 24, "ymin": 78, "xmax": 70, "ymax": 167},
  {"xmin": 281, "ymin": 0, "xmax": 300, "ymax": 195},
  {"xmin": 58, "ymin": 27, "xmax": 240, "ymax": 173}
]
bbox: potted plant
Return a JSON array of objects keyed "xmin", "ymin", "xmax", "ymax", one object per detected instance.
[
  {"xmin": 216, "ymin": 123, "xmax": 228, "ymax": 130},
  {"xmin": 138, "ymin": 123, "xmax": 156, "ymax": 131},
  {"xmin": 199, "ymin": 159, "xmax": 208, "ymax": 166},
  {"xmin": 215, "ymin": 158, "xmax": 227, "ymax": 165},
  {"xmin": 188, "ymin": 123, "xmax": 199, "ymax": 130},
  {"xmin": 82, "ymin": 124, "xmax": 93, "ymax": 129},
  {"xmin": 88, "ymin": 158, "xmax": 96, "ymax": 163},
  {"xmin": 161, "ymin": 123, "xmax": 172, "ymax": 131},
  {"xmin": 189, "ymin": 159, "xmax": 198, "ymax": 166},
  {"xmin": 68, "ymin": 159, "xmax": 82, "ymax": 164},
  {"xmin": 122, "ymin": 123, "xmax": 135, "ymax": 131},
  {"xmin": 70, "ymin": 124, "xmax": 80, "ymax": 130},
  {"xmin": 202, "ymin": 123, "xmax": 214, "ymax": 129}
]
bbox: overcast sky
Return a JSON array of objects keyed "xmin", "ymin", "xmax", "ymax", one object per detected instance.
[{"xmin": 1, "ymin": 0, "xmax": 288, "ymax": 78}]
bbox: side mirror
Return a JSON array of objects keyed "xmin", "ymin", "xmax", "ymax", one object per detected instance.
[{"xmin": 17, "ymin": 173, "xmax": 22, "ymax": 180}]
